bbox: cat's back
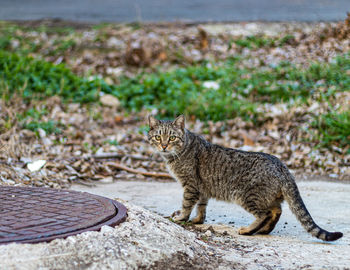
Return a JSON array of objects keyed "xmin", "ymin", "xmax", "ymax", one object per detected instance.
[
  {"xmin": 197, "ymin": 136, "xmax": 280, "ymax": 166},
  {"xmin": 169, "ymin": 130, "xmax": 287, "ymax": 183},
  {"xmin": 196, "ymin": 137, "xmax": 288, "ymax": 183}
]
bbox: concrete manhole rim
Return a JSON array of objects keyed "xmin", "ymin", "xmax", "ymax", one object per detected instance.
[{"xmin": 0, "ymin": 186, "xmax": 127, "ymax": 244}]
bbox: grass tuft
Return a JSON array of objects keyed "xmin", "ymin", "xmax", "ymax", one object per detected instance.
[
  {"xmin": 0, "ymin": 50, "xmax": 113, "ymax": 103},
  {"xmin": 312, "ymin": 111, "xmax": 350, "ymax": 150}
]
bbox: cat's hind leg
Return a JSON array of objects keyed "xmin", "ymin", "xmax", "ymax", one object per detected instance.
[
  {"xmin": 191, "ymin": 195, "xmax": 208, "ymax": 224},
  {"xmin": 238, "ymin": 210, "xmax": 272, "ymax": 235},
  {"xmin": 257, "ymin": 206, "xmax": 282, "ymax": 235}
]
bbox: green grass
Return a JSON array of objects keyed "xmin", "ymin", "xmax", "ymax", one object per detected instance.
[
  {"xmin": 23, "ymin": 120, "xmax": 62, "ymax": 135},
  {"xmin": 2, "ymin": 21, "xmax": 349, "ymax": 150},
  {"xmin": 16, "ymin": 107, "xmax": 62, "ymax": 135},
  {"xmin": 1, "ymin": 47, "xmax": 350, "ymax": 148},
  {"xmin": 232, "ymin": 34, "xmax": 296, "ymax": 49},
  {"xmin": 113, "ymin": 62, "xmax": 259, "ymax": 121},
  {"xmin": 0, "ymin": 22, "xmax": 77, "ymax": 55},
  {"xmin": 112, "ymin": 54, "xmax": 350, "ymax": 121},
  {"xmin": 0, "ymin": 50, "xmax": 114, "ymax": 103},
  {"xmin": 17, "ymin": 107, "xmax": 48, "ymax": 121},
  {"xmin": 104, "ymin": 139, "xmax": 119, "ymax": 146},
  {"xmin": 312, "ymin": 111, "xmax": 350, "ymax": 150},
  {"xmin": 1, "ymin": 49, "xmax": 350, "ymax": 122}
]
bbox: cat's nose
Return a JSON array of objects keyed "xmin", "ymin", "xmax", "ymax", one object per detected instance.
[{"xmin": 161, "ymin": 144, "xmax": 167, "ymax": 150}]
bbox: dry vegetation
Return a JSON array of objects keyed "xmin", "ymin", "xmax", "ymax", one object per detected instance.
[{"xmin": 1, "ymin": 16, "xmax": 350, "ymax": 187}]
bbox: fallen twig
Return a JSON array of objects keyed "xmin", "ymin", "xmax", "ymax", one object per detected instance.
[
  {"xmin": 106, "ymin": 162, "xmax": 172, "ymax": 179},
  {"xmin": 74, "ymin": 179, "xmax": 97, "ymax": 187},
  {"xmin": 92, "ymin": 153, "xmax": 153, "ymax": 161},
  {"xmin": 64, "ymin": 153, "xmax": 160, "ymax": 162},
  {"xmin": 340, "ymin": 162, "xmax": 350, "ymax": 166}
]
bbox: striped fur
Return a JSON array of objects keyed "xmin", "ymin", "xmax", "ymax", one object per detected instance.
[{"xmin": 147, "ymin": 115, "xmax": 343, "ymax": 241}]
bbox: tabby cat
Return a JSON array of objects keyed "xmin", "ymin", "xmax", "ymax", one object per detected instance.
[{"xmin": 147, "ymin": 115, "xmax": 343, "ymax": 241}]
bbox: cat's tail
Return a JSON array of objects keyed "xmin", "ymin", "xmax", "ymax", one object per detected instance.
[{"xmin": 281, "ymin": 176, "xmax": 343, "ymax": 242}]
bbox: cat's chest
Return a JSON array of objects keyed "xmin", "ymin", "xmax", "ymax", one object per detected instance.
[
  {"xmin": 166, "ymin": 162, "xmax": 190, "ymax": 184},
  {"xmin": 166, "ymin": 163, "xmax": 180, "ymax": 180}
]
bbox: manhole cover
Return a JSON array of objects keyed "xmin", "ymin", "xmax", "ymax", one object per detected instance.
[{"xmin": 0, "ymin": 186, "xmax": 127, "ymax": 244}]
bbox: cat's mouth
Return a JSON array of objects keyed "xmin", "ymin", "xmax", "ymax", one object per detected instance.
[
  {"xmin": 158, "ymin": 148, "xmax": 174, "ymax": 155},
  {"xmin": 157, "ymin": 146, "xmax": 170, "ymax": 153}
]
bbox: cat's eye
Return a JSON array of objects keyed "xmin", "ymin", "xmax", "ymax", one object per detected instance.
[
  {"xmin": 169, "ymin": 136, "xmax": 176, "ymax": 141},
  {"xmin": 155, "ymin": 135, "xmax": 161, "ymax": 141}
]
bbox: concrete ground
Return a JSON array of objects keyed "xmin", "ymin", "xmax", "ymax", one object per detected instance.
[
  {"xmin": 1, "ymin": 0, "xmax": 350, "ymax": 22},
  {"xmin": 71, "ymin": 179, "xmax": 350, "ymax": 268},
  {"xmin": 1, "ymin": 179, "xmax": 349, "ymax": 269},
  {"xmin": 71, "ymin": 180, "xmax": 350, "ymax": 239}
]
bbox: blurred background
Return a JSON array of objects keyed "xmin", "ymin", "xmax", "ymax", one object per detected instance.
[
  {"xmin": 1, "ymin": 0, "xmax": 350, "ymax": 22},
  {"xmin": 0, "ymin": 1, "xmax": 350, "ymax": 188}
]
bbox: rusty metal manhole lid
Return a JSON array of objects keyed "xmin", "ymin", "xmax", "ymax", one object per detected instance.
[{"xmin": 0, "ymin": 186, "xmax": 127, "ymax": 244}]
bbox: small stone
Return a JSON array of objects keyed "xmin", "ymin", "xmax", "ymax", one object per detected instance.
[
  {"xmin": 240, "ymin": 145, "xmax": 254, "ymax": 152},
  {"xmin": 204, "ymin": 230, "xmax": 212, "ymax": 237},
  {"xmin": 106, "ymin": 67, "xmax": 123, "ymax": 76},
  {"xmin": 42, "ymin": 137, "xmax": 53, "ymax": 146},
  {"xmin": 107, "ymin": 37, "xmax": 122, "ymax": 47},
  {"xmin": 95, "ymin": 147, "xmax": 105, "ymax": 155},
  {"xmin": 38, "ymin": 128, "xmax": 46, "ymax": 138},
  {"xmin": 100, "ymin": 225, "xmax": 114, "ymax": 233},
  {"xmin": 68, "ymin": 103, "xmax": 80, "ymax": 112},
  {"xmin": 100, "ymin": 176, "xmax": 114, "ymax": 184},
  {"xmin": 3, "ymin": 179, "xmax": 15, "ymax": 185},
  {"xmin": 329, "ymin": 173, "xmax": 339, "ymax": 178},
  {"xmin": 105, "ymin": 77, "xmax": 114, "ymax": 85},
  {"xmin": 203, "ymin": 81, "xmax": 220, "ymax": 90},
  {"xmin": 74, "ymin": 151, "xmax": 82, "ymax": 156},
  {"xmin": 20, "ymin": 157, "xmax": 32, "ymax": 164},
  {"xmin": 100, "ymin": 94, "xmax": 120, "ymax": 108}
]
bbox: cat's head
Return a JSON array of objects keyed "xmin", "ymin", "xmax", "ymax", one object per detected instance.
[{"xmin": 147, "ymin": 115, "xmax": 186, "ymax": 155}]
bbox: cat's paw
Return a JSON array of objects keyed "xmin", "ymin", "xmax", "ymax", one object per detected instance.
[
  {"xmin": 171, "ymin": 210, "xmax": 181, "ymax": 218},
  {"xmin": 191, "ymin": 216, "xmax": 205, "ymax": 224},
  {"xmin": 238, "ymin": 227, "xmax": 254, "ymax": 235},
  {"xmin": 172, "ymin": 214, "xmax": 189, "ymax": 222},
  {"xmin": 171, "ymin": 210, "xmax": 189, "ymax": 222}
]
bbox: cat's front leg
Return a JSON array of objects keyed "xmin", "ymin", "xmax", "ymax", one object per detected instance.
[
  {"xmin": 191, "ymin": 195, "xmax": 208, "ymax": 224},
  {"xmin": 173, "ymin": 185, "xmax": 199, "ymax": 222}
]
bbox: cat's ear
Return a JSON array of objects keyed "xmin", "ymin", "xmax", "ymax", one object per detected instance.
[
  {"xmin": 173, "ymin": 115, "xmax": 185, "ymax": 130},
  {"xmin": 148, "ymin": 115, "xmax": 160, "ymax": 129}
]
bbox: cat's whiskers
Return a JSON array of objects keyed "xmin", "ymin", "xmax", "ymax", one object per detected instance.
[
  {"xmin": 170, "ymin": 152, "xmax": 177, "ymax": 161},
  {"xmin": 173, "ymin": 151, "xmax": 181, "ymax": 161}
]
